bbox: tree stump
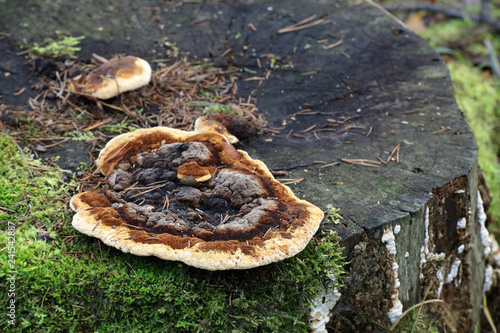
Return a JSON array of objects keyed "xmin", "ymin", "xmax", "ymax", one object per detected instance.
[{"xmin": 0, "ymin": 0, "xmax": 492, "ymax": 331}]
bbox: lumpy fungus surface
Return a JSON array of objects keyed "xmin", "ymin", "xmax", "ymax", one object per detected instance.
[{"xmin": 70, "ymin": 127, "xmax": 324, "ymax": 270}]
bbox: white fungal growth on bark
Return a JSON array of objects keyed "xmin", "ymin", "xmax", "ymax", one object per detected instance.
[
  {"xmin": 419, "ymin": 207, "xmax": 430, "ymax": 280},
  {"xmin": 483, "ymin": 265, "xmax": 493, "ymax": 294},
  {"xmin": 477, "ymin": 191, "xmax": 500, "ymax": 295},
  {"xmin": 477, "ymin": 191, "xmax": 492, "ymax": 257},
  {"xmin": 382, "ymin": 228, "xmax": 397, "ymax": 255},
  {"xmin": 382, "ymin": 228, "xmax": 403, "ymax": 323},
  {"xmin": 445, "ymin": 258, "xmax": 461, "ymax": 284},
  {"xmin": 436, "ymin": 268, "xmax": 445, "ymax": 298},
  {"xmin": 456, "ymin": 217, "xmax": 466, "ymax": 230},
  {"xmin": 309, "ymin": 275, "xmax": 341, "ymax": 333}
]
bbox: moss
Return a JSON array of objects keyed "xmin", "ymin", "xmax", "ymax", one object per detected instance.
[
  {"xmin": 421, "ymin": 19, "xmax": 500, "ymax": 59},
  {"xmin": 28, "ymin": 31, "xmax": 85, "ymax": 58},
  {"xmin": 392, "ymin": 308, "xmax": 439, "ymax": 333},
  {"xmin": 0, "ymin": 134, "xmax": 73, "ymax": 227},
  {"xmin": 0, "ymin": 132, "xmax": 346, "ymax": 332},
  {"xmin": 188, "ymin": 101, "xmax": 242, "ymax": 116},
  {"xmin": 447, "ymin": 61, "xmax": 500, "ymax": 226}
]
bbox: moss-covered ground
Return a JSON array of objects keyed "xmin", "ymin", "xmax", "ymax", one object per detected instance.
[
  {"xmin": 447, "ymin": 61, "xmax": 500, "ymax": 224},
  {"xmin": 0, "ymin": 132, "xmax": 345, "ymax": 332},
  {"xmin": 418, "ymin": 10, "xmax": 500, "ymax": 237}
]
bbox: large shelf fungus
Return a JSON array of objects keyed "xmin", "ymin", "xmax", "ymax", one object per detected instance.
[{"xmin": 70, "ymin": 127, "xmax": 324, "ymax": 270}]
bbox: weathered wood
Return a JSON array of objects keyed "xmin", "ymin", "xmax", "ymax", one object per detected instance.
[{"xmin": 0, "ymin": 0, "xmax": 490, "ymax": 331}]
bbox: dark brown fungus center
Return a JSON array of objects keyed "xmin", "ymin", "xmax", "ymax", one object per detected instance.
[{"xmin": 100, "ymin": 141, "xmax": 297, "ymax": 242}]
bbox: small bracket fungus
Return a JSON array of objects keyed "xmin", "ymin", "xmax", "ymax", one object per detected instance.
[
  {"xmin": 68, "ymin": 55, "xmax": 152, "ymax": 99},
  {"xmin": 194, "ymin": 113, "xmax": 259, "ymax": 144},
  {"xmin": 194, "ymin": 115, "xmax": 239, "ymax": 144},
  {"xmin": 70, "ymin": 127, "xmax": 323, "ymax": 270}
]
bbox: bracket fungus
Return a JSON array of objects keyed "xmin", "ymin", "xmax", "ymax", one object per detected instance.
[
  {"xmin": 194, "ymin": 115, "xmax": 239, "ymax": 144},
  {"xmin": 68, "ymin": 55, "xmax": 152, "ymax": 99},
  {"xmin": 194, "ymin": 113, "xmax": 259, "ymax": 144},
  {"xmin": 70, "ymin": 127, "xmax": 324, "ymax": 270}
]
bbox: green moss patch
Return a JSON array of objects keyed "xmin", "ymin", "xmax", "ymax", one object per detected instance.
[
  {"xmin": 0, "ymin": 132, "xmax": 346, "ymax": 332},
  {"xmin": 420, "ymin": 19, "xmax": 500, "ymax": 59},
  {"xmin": 0, "ymin": 134, "xmax": 73, "ymax": 226},
  {"xmin": 447, "ymin": 61, "xmax": 500, "ymax": 225},
  {"xmin": 27, "ymin": 31, "xmax": 84, "ymax": 58}
]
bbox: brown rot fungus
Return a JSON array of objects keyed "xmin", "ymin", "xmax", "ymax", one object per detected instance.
[
  {"xmin": 67, "ymin": 55, "xmax": 151, "ymax": 99},
  {"xmin": 70, "ymin": 127, "xmax": 324, "ymax": 270}
]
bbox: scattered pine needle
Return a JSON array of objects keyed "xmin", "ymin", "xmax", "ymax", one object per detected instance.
[
  {"xmin": 162, "ymin": 195, "xmax": 170, "ymax": 211},
  {"xmin": 278, "ymin": 15, "xmax": 325, "ymax": 33},
  {"xmin": 125, "ymin": 261, "xmax": 141, "ymax": 281},
  {"xmin": 366, "ymin": 126, "xmax": 373, "ymax": 137},
  {"xmin": 248, "ymin": 23, "xmax": 258, "ymax": 32},
  {"xmin": 13, "ymin": 87, "xmax": 26, "ymax": 96},
  {"xmin": 324, "ymin": 39, "xmax": 343, "ymax": 50},
  {"xmin": 404, "ymin": 109, "xmax": 420, "ymax": 114},
  {"xmin": 0, "ymin": 206, "xmax": 16, "ymax": 213},
  {"xmin": 243, "ymin": 77, "xmax": 266, "ymax": 81},
  {"xmin": 219, "ymin": 48, "xmax": 233, "ymax": 57},
  {"xmin": 301, "ymin": 71, "xmax": 318, "ymax": 76},
  {"xmin": 387, "ymin": 143, "xmax": 400, "ymax": 163},
  {"xmin": 319, "ymin": 162, "xmax": 340, "ymax": 169},
  {"xmin": 129, "ymin": 183, "xmax": 167, "ymax": 198},
  {"xmin": 301, "ymin": 124, "xmax": 317, "ymax": 133},
  {"xmin": 40, "ymin": 287, "xmax": 51, "ymax": 309},
  {"xmin": 341, "ymin": 158, "xmax": 380, "ymax": 167},
  {"xmin": 340, "ymin": 125, "xmax": 365, "ymax": 133},
  {"xmin": 279, "ymin": 178, "xmax": 305, "ymax": 185},
  {"xmin": 43, "ymin": 138, "xmax": 70, "ymax": 148},
  {"xmin": 124, "ymin": 235, "xmax": 138, "ymax": 240},
  {"xmin": 433, "ymin": 126, "xmax": 452, "ymax": 135},
  {"xmin": 25, "ymin": 56, "xmax": 265, "ymax": 145},
  {"xmin": 279, "ymin": 14, "xmax": 317, "ymax": 32},
  {"xmin": 122, "ymin": 223, "xmax": 143, "ymax": 229},
  {"xmin": 377, "ymin": 156, "xmax": 388, "ymax": 165},
  {"xmin": 83, "ymin": 119, "xmax": 113, "ymax": 131}
]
